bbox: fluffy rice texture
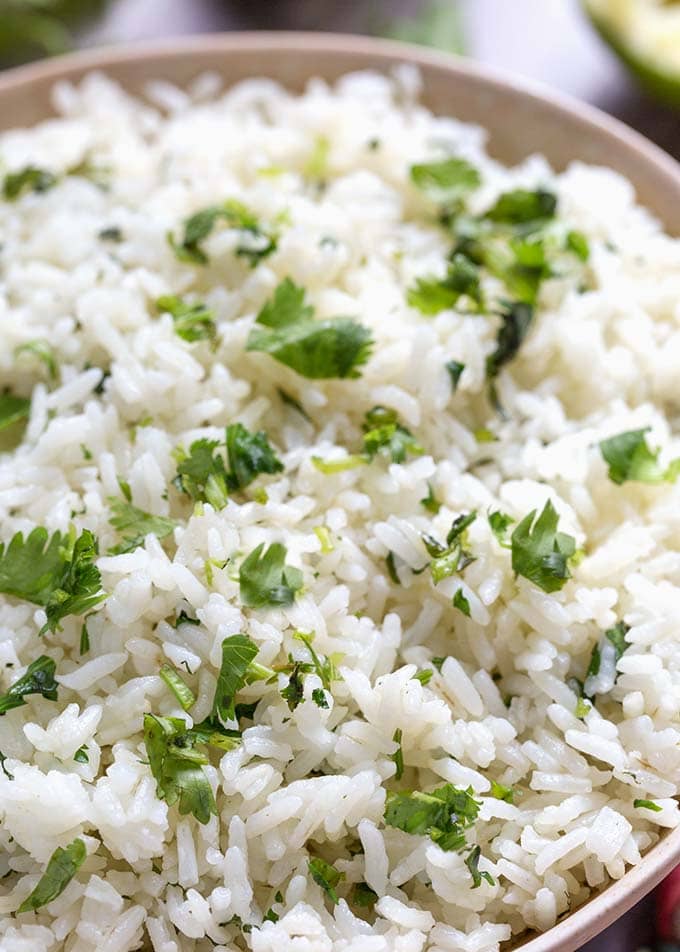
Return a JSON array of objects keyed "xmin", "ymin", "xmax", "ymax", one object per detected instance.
[{"xmin": 0, "ymin": 66, "xmax": 679, "ymax": 952}]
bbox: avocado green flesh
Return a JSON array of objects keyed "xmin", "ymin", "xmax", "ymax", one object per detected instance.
[{"xmin": 586, "ymin": 1, "xmax": 680, "ymax": 106}]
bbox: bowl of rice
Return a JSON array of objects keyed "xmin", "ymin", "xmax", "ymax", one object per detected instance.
[{"xmin": 0, "ymin": 31, "xmax": 680, "ymax": 952}]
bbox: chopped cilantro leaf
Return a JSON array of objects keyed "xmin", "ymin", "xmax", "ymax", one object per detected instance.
[
  {"xmin": 160, "ymin": 664, "xmax": 196, "ymax": 712},
  {"xmin": 99, "ymin": 226, "xmax": 123, "ymax": 242},
  {"xmin": 246, "ymin": 278, "xmax": 373, "ymax": 379},
  {"xmin": 108, "ymin": 498, "xmax": 177, "ymax": 555},
  {"xmin": 453, "ymin": 589, "xmax": 471, "ymax": 616},
  {"xmin": 18, "ymin": 839, "xmax": 86, "ymax": 913},
  {"xmin": 485, "ymin": 188, "xmax": 557, "ymax": 225},
  {"xmin": 424, "ymin": 512, "xmax": 476, "ymax": 583},
  {"xmin": 73, "ymin": 745, "xmax": 89, "ymax": 764},
  {"xmin": 156, "ymin": 295, "xmax": 217, "ymax": 345},
  {"xmin": 431, "ymin": 656, "xmax": 446, "ymax": 672},
  {"xmin": 169, "ymin": 199, "xmax": 277, "ymax": 267},
  {"xmin": 386, "ymin": 551, "xmax": 400, "ymax": 585},
  {"xmin": 143, "ymin": 714, "xmax": 218, "ymax": 824},
  {"xmin": 410, "ymin": 157, "xmax": 481, "ymax": 204},
  {"xmin": 605, "ymin": 621, "xmax": 629, "ymax": 661},
  {"xmin": 312, "ymin": 687, "xmax": 329, "ymax": 709},
  {"xmin": 446, "ymin": 360, "xmax": 465, "ymax": 392},
  {"xmin": 384, "ymin": 782, "xmax": 480, "ymax": 852},
  {"xmin": 407, "ymin": 254, "xmax": 482, "ymax": 315},
  {"xmin": 293, "ymin": 632, "xmax": 337, "ymax": 690},
  {"xmin": 489, "ymin": 780, "xmax": 515, "ymax": 803},
  {"xmin": 566, "ymin": 230, "xmax": 590, "ymax": 262},
  {"xmin": 3, "ymin": 166, "xmax": 57, "ymax": 200},
  {"xmin": 0, "ymin": 751, "xmax": 13, "ymax": 779},
  {"xmin": 465, "ymin": 844, "xmax": 495, "ymax": 888},
  {"xmin": 312, "ymin": 454, "xmax": 367, "ymax": 474},
  {"xmin": 599, "ymin": 428, "xmax": 680, "ymax": 485},
  {"xmin": 212, "ymin": 634, "xmax": 259, "ymax": 723},
  {"xmin": 225, "ymin": 422, "xmax": 283, "ymax": 490},
  {"xmin": 413, "ymin": 669, "xmax": 433, "ymax": 686},
  {"xmin": 15, "ymin": 340, "xmax": 58, "ymax": 381},
  {"xmin": 0, "ymin": 655, "xmax": 58, "ymax": 716},
  {"xmin": 314, "ymin": 525, "xmax": 334, "ymax": 553},
  {"xmin": 352, "ymin": 881, "xmax": 378, "ymax": 908},
  {"xmin": 308, "ymin": 857, "xmax": 345, "ymax": 905},
  {"xmin": 392, "ymin": 728, "xmax": 404, "ymax": 780},
  {"xmin": 362, "ymin": 405, "xmax": 423, "ymax": 463},
  {"xmin": 485, "ymin": 301, "xmax": 534, "ymax": 384},
  {"xmin": 488, "ymin": 510, "xmax": 514, "ymax": 547},
  {"xmin": 420, "ymin": 483, "xmax": 441, "ymax": 514},
  {"xmin": 0, "ymin": 393, "xmax": 30, "ymax": 432},
  {"xmin": 239, "ymin": 542, "xmax": 303, "ymax": 609},
  {"xmin": 575, "ymin": 696, "xmax": 591, "ymax": 719},
  {"xmin": 634, "ymin": 798, "xmax": 662, "ymax": 812},
  {"xmin": 510, "ymin": 499, "xmax": 575, "ymax": 593},
  {"xmin": 280, "ymin": 663, "xmax": 305, "ymax": 711},
  {"xmin": 173, "ymin": 439, "xmax": 229, "ymax": 509}
]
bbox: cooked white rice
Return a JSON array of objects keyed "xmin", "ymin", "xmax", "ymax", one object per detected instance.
[{"xmin": 0, "ymin": 66, "xmax": 679, "ymax": 952}]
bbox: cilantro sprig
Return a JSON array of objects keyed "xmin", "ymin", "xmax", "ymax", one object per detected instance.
[
  {"xmin": 246, "ymin": 278, "xmax": 373, "ymax": 380},
  {"xmin": 0, "ymin": 527, "xmax": 106, "ymax": 633},
  {"xmin": 510, "ymin": 500, "xmax": 576, "ymax": 593}
]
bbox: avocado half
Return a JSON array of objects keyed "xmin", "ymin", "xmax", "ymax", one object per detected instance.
[{"xmin": 584, "ymin": 0, "xmax": 680, "ymax": 106}]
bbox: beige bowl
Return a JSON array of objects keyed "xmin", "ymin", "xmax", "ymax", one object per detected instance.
[{"xmin": 0, "ymin": 31, "xmax": 678, "ymax": 952}]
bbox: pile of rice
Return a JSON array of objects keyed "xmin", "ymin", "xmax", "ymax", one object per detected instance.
[{"xmin": 1, "ymin": 66, "xmax": 680, "ymax": 952}]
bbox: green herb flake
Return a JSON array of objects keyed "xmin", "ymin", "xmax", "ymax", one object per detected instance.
[
  {"xmin": 488, "ymin": 510, "xmax": 514, "ymax": 547},
  {"xmin": 79, "ymin": 622, "xmax": 90, "ymax": 656},
  {"xmin": 489, "ymin": 780, "xmax": 515, "ymax": 803},
  {"xmin": 0, "ymin": 655, "xmax": 58, "ymax": 716},
  {"xmin": 485, "ymin": 188, "xmax": 557, "ymax": 225},
  {"xmin": 465, "ymin": 844, "xmax": 495, "ymax": 888},
  {"xmin": 173, "ymin": 439, "xmax": 229, "ymax": 510},
  {"xmin": 446, "ymin": 360, "xmax": 465, "ymax": 392},
  {"xmin": 391, "ymin": 727, "xmax": 404, "ymax": 780},
  {"xmin": 352, "ymin": 881, "xmax": 378, "ymax": 908},
  {"xmin": 510, "ymin": 500, "xmax": 576, "ymax": 593},
  {"xmin": 485, "ymin": 301, "xmax": 534, "ymax": 384},
  {"xmin": 308, "ymin": 857, "xmax": 345, "ymax": 905},
  {"xmin": 384, "ymin": 782, "xmax": 481, "ymax": 852},
  {"xmin": 312, "ymin": 454, "xmax": 367, "ymax": 474},
  {"xmin": 169, "ymin": 199, "xmax": 277, "ymax": 267},
  {"xmin": 143, "ymin": 714, "xmax": 218, "ymax": 824},
  {"xmin": 425, "ymin": 512, "xmax": 477, "ymax": 584},
  {"xmin": 225, "ymin": 422, "xmax": 283, "ymax": 491},
  {"xmin": 314, "ymin": 526, "xmax": 334, "ymax": 554},
  {"xmin": 99, "ymin": 226, "xmax": 123, "ymax": 242},
  {"xmin": 311, "ymin": 687, "xmax": 329, "ymax": 709},
  {"xmin": 453, "ymin": 589, "xmax": 471, "ymax": 616},
  {"xmin": 160, "ymin": 664, "xmax": 196, "ymax": 712},
  {"xmin": 566, "ymin": 230, "xmax": 590, "ymax": 262},
  {"xmin": 634, "ymin": 798, "xmax": 662, "ymax": 812},
  {"xmin": 156, "ymin": 295, "xmax": 217, "ymax": 345},
  {"xmin": 212, "ymin": 634, "xmax": 259, "ymax": 723},
  {"xmin": 246, "ymin": 278, "xmax": 373, "ymax": 379},
  {"xmin": 0, "ymin": 750, "xmax": 13, "ymax": 779},
  {"xmin": 408, "ymin": 253, "xmax": 482, "ymax": 315},
  {"xmin": 362, "ymin": 405, "xmax": 423, "ymax": 464},
  {"xmin": 0, "ymin": 393, "xmax": 30, "ymax": 432},
  {"xmin": 108, "ymin": 498, "xmax": 177, "ymax": 555},
  {"xmin": 386, "ymin": 551, "xmax": 400, "ymax": 585},
  {"xmin": 18, "ymin": 838, "xmax": 86, "ymax": 913},
  {"xmin": 73, "ymin": 745, "xmax": 89, "ymax": 764},
  {"xmin": 420, "ymin": 483, "xmax": 441, "ymax": 514},
  {"xmin": 605, "ymin": 621, "xmax": 629, "ymax": 661},
  {"xmin": 599, "ymin": 428, "xmax": 680, "ymax": 485},
  {"xmin": 410, "ymin": 157, "xmax": 481, "ymax": 204},
  {"xmin": 14, "ymin": 340, "xmax": 58, "ymax": 381},
  {"xmin": 239, "ymin": 542, "xmax": 303, "ymax": 609},
  {"xmin": 575, "ymin": 696, "xmax": 591, "ymax": 719},
  {"xmin": 3, "ymin": 166, "xmax": 57, "ymax": 201}
]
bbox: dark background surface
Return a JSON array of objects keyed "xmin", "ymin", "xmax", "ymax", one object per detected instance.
[{"xmin": 33, "ymin": 1, "xmax": 680, "ymax": 948}]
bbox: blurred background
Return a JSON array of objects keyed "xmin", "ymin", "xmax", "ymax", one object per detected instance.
[{"xmin": 1, "ymin": 1, "xmax": 678, "ymax": 950}]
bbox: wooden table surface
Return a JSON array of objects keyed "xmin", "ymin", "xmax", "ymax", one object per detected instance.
[{"xmin": 81, "ymin": 2, "xmax": 672, "ymax": 948}]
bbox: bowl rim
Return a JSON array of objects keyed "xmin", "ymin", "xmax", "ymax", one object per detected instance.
[{"xmin": 0, "ymin": 29, "xmax": 678, "ymax": 952}]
